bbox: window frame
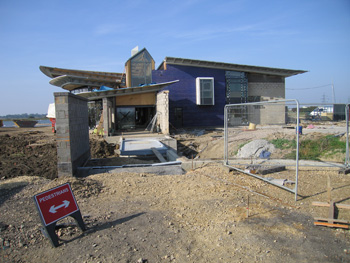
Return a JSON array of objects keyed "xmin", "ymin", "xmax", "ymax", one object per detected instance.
[{"xmin": 196, "ymin": 77, "xmax": 215, "ymax": 105}]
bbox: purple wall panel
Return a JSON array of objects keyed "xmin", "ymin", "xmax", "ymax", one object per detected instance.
[{"xmin": 153, "ymin": 65, "xmax": 226, "ymax": 127}]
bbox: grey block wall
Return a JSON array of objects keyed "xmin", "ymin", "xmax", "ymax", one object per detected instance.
[
  {"xmin": 55, "ymin": 92, "xmax": 90, "ymax": 177},
  {"xmin": 248, "ymin": 82, "xmax": 286, "ymax": 124}
]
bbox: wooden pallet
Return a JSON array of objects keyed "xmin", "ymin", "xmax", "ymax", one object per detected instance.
[
  {"xmin": 312, "ymin": 175, "xmax": 350, "ymax": 229},
  {"xmin": 313, "ymin": 201, "xmax": 350, "ymax": 228}
]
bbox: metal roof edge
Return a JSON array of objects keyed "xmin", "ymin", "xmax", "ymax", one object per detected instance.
[
  {"xmin": 39, "ymin": 65, "xmax": 123, "ymax": 79},
  {"xmin": 160, "ymin": 57, "xmax": 307, "ymax": 77}
]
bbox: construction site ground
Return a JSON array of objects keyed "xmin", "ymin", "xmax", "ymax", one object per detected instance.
[{"xmin": 0, "ymin": 125, "xmax": 350, "ymax": 262}]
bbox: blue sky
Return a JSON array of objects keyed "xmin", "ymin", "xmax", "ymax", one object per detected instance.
[{"xmin": 0, "ymin": 0, "xmax": 349, "ymax": 115}]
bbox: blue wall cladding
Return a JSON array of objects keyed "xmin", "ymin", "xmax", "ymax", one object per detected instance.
[{"xmin": 153, "ymin": 64, "xmax": 226, "ymax": 127}]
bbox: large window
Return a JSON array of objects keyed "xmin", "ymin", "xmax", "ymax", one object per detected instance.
[
  {"xmin": 225, "ymin": 71, "xmax": 248, "ymax": 104},
  {"xmin": 196, "ymin": 77, "xmax": 214, "ymax": 105}
]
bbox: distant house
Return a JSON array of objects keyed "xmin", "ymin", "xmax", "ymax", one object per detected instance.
[{"xmin": 40, "ymin": 48, "xmax": 306, "ymax": 135}]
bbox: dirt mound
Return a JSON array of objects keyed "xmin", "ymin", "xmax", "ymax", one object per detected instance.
[
  {"xmin": 0, "ymin": 130, "xmax": 118, "ymax": 181},
  {"xmin": 90, "ymin": 138, "xmax": 116, "ymax": 158},
  {"xmin": 38, "ymin": 176, "xmax": 104, "ymax": 199},
  {"xmin": 0, "ymin": 132, "xmax": 57, "ymax": 180}
]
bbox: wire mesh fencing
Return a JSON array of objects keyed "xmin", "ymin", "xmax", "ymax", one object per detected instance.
[{"xmin": 224, "ymin": 100, "xmax": 349, "ymax": 201}]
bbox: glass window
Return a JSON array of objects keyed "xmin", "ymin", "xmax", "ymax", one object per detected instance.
[
  {"xmin": 196, "ymin": 77, "xmax": 214, "ymax": 105},
  {"xmin": 225, "ymin": 71, "xmax": 248, "ymax": 104}
]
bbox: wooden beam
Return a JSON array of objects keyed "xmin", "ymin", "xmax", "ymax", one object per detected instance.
[
  {"xmin": 151, "ymin": 148, "xmax": 166, "ymax": 163},
  {"xmin": 327, "ymin": 174, "xmax": 332, "ymax": 203},
  {"xmin": 328, "ymin": 200, "xmax": 335, "ymax": 224},
  {"xmin": 257, "ymin": 165, "xmax": 286, "ymax": 175},
  {"xmin": 314, "ymin": 217, "xmax": 350, "ymax": 224},
  {"xmin": 312, "ymin": 201, "xmax": 350, "ymax": 209},
  {"xmin": 314, "ymin": 222, "xmax": 349, "ymax": 229}
]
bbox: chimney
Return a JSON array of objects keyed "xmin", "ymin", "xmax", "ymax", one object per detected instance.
[{"xmin": 131, "ymin": 46, "xmax": 139, "ymax": 56}]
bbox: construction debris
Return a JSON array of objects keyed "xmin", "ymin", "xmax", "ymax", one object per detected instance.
[
  {"xmin": 338, "ymin": 167, "xmax": 350, "ymax": 174},
  {"xmin": 245, "ymin": 165, "xmax": 286, "ymax": 175},
  {"xmin": 313, "ymin": 201, "xmax": 350, "ymax": 229}
]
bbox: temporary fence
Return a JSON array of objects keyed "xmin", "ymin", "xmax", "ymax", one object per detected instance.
[
  {"xmin": 224, "ymin": 99, "xmax": 300, "ymax": 200},
  {"xmin": 224, "ymin": 100, "xmax": 349, "ymax": 201},
  {"xmin": 295, "ymin": 103, "xmax": 349, "ymax": 168},
  {"xmin": 346, "ymin": 104, "xmax": 349, "ymax": 167}
]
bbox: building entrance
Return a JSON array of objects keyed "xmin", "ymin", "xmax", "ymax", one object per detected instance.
[{"xmin": 116, "ymin": 106, "xmax": 155, "ymax": 130}]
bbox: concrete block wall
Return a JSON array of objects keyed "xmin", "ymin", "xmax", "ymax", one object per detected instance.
[
  {"xmin": 55, "ymin": 92, "xmax": 90, "ymax": 177},
  {"xmin": 248, "ymin": 82, "xmax": 286, "ymax": 124},
  {"xmin": 156, "ymin": 90, "xmax": 170, "ymax": 134},
  {"xmin": 248, "ymin": 82, "xmax": 285, "ymax": 100}
]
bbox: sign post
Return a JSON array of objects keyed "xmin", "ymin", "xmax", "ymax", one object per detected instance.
[{"xmin": 33, "ymin": 183, "xmax": 85, "ymax": 247}]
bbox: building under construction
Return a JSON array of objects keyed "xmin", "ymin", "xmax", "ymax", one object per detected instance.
[{"xmin": 40, "ymin": 47, "xmax": 306, "ymax": 136}]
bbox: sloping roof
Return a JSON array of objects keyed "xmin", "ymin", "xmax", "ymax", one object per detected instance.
[
  {"xmin": 49, "ymin": 75, "xmax": 120, "ymax": 91},
  {"xmin": 78, "ymin": 80, "xmax": 179, "ymax": 101},
  {"xmin": 158, "ymin": 57, "xmax": 307, "ymax": 77},
  {"xmin": 40, "ymin": 65, "xmax": 123, "ymax": 80},
  {"xmin": 124, "ymin": 48, "xmax": 154, "ymax": 65},
  {"xmin": 40, "ymin": 65, "xmax": 124, "ymax": 91}
]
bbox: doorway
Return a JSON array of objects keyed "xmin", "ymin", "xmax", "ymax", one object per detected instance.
[{"xmin": 116, "ymin": 106, "xmax": 155, "ymax": 131}]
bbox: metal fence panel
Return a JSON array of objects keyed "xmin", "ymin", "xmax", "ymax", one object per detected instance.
[{"xmin": 224, "ymin": 100, "xmax": 349, "ymax": 201}]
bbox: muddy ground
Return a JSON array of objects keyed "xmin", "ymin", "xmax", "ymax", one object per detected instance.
[{"xmin": 0, "ymin": 126, "xmax": 349, "ymax": 262}]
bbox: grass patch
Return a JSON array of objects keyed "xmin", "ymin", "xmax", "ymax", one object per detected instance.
[
  {"xmin": 270, "ymin": 138, "xmax": 296, "ymax": 149},
  {"xmin": 282, "ymin": 135, "xmax": 346, "ymax": 160}
]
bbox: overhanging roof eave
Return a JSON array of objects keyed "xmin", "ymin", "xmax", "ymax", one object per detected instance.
[
  {"xmin": 159, "ymin": 57, "xmax": 307, "ymax": 77},
  {"xmin": 39, "ymin": 65, "xmax": 123, "ymax": 79},
  {"xmin": 49, "ymin": 75, "xmax": 121, "ymax": 89},
  {"xmin": 78, "ymin": 80, "xmax": 179, "ymax": 101}
]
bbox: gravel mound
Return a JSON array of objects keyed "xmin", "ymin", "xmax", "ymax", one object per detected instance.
[{"xmin": 237, "ymin": 139, "xmax": 275, "ymax": 158}]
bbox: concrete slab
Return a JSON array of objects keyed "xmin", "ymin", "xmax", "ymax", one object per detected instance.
[
  {"xmin": 77, "ymin": 164, "xmax": 184, "ymax": 176},
  {"xmin": 120, "ymin": 138, "xmax": 168, "ymax": 156},
  {"xmin": 105, "ymin": 133, "xmax": 177, "ymax": 152}
]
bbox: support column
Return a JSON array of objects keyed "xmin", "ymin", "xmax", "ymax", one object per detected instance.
[
  {"xmin": 103, "ymin": 97, "xmax": 109, "ymax": 137},
  {"xmin": 102, "ymin": 97, "xmax": 115, "ymax": 137},
  {"xmin": 156, "ymin": 90, "xmax": 170, "ymax": 135}
]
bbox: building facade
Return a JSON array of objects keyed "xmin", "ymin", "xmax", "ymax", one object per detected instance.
[
  {"xmin": 152, "ymin": 57, "xmax": 305, "ymax": 128},
  {"xmin": 41, "ymin": 48, "xmax": 306, "ymax": 135}
]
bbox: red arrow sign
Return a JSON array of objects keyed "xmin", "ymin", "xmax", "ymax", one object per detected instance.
[{"xmin": 34, "ymin": 183, "xmax": 79, "ymax": 226}]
